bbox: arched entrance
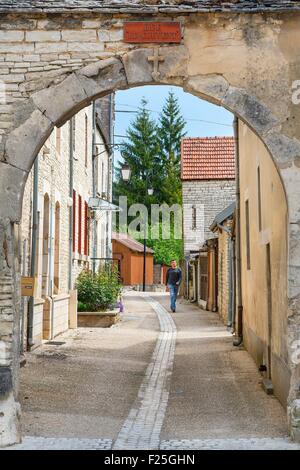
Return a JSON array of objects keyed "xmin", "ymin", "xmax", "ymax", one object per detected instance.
[{"xmin": 0, "ymin": 7, "xmax": 300, "ymax": 446}]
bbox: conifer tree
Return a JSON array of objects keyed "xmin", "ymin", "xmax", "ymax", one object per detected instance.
[
  {"xmin": 114, "ymin": 98, "xmax": 161, "ymax": 210},
  {"xmin": 157, "ymin": 91, "xmax": 186, "ymax": 204}
]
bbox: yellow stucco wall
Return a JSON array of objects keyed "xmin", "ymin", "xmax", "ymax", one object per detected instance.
[{"xmin": 239, "ymin": 120, "xmax": 289, "ymax": 405}]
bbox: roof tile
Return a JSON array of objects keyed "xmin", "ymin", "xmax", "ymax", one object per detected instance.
[{"xmin": 181, "ymin": 136, "xmax": 235, "ymax": 180}]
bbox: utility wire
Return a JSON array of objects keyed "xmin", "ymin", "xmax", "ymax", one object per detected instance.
[{"xmin": 115, "ymin": 103, "xmax": 232, "ymax": 127}]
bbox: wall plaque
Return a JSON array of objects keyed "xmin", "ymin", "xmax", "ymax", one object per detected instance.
[
  {"xmin": 124, "ymin": 22, "xmax": 181, "ymax": 44},
  {"xmin": 21, "ymin": 276, "xmax": 36, "ymax": 297}
]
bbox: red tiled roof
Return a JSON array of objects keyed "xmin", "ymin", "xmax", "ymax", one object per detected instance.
[
  {"xmin": 181, "ymin": 137, "xmax": 235, "ymax": 181},
  {"xmin": 112, "ymin": 232, "xmax": 154, "ymax": 254}
]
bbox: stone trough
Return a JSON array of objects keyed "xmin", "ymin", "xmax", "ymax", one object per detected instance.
[{"xmin": 78, "ymin": 309, "xmax": 120, "ymax": 328}]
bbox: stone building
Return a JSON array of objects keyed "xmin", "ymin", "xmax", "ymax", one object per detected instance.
[
  {"xmin": 210, "ymin": 202, "xmax": 236, "ymax": 326},
  {"xmin": 181, "ymin": 137, "xmax": 236, "ymax": 303},
  {"xmin": 181, "ymin": 137, "xmax": 236, "ymax": 256},
  {"xmin": 20, "ymin": 96, "xmax": 114, "ymax": 348},
  {"xmin": 1, "ymin": 0, "xmax": 300, "ymax": 446}
]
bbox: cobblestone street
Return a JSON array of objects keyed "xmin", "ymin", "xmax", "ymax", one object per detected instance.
[{"xmin": 7, "ymin": 292, "xmax": 300, "ymax": 450}]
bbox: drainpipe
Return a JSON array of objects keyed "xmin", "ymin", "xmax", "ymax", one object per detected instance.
[
  {"xmin": 27, "ymin": 157, "xmax": 39, "ymax": 350},
  {"xmin": 233, "ymin": 117, "xmax": 243, "ymax": 346},
  {"xmin": 92, "ymin": 101, "xmax": 97, "ymax": 273},
  {"xmin": 49, "ymin": 166, "xmax": 54, "ymax": 339},
  {"xmin": 212, "ymin": 244, "xmax": 217, "ymax": 312},
  {"xmin": 21, "ymin": 239, "xmax": 27, "ymax": 353},
  {"xmin": 228, "ymin": 238, "xmax": 234, "ymax": 328},
  {"xmin": 106, "ymin": 94, "xmax": 114, "ymax": 258},
  {"xmin": 68, "ymin": 118, "xmax": 74, "ymax": 291}
]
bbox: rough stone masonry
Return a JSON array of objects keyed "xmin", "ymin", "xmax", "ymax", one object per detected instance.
[{"xmin": 1, "ymin": 0, "xmax": 300, "ymax": 446}]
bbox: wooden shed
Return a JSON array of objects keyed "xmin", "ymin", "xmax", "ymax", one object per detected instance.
[{"xmin": 112, "ymin": 232, "xmax": 154, "ymax": 286}]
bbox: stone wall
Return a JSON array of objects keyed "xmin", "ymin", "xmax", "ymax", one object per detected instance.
[
  {"xmin": 239, "ymin": 119, "xmax": 289, "ymax": 407},
  {"xmin": 20, "ymin": 100, "xmax": 112, "ymax": 345},
  {"xmin": 182, "ymin": 179, "xmax": 235, "ymax": 254},
  {"xmin": 0, "ymin": 1, "xmax": 300, "ymax": 14}
]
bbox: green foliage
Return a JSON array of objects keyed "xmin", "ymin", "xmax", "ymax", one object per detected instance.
[
  {"xmin": 138, "ymin": 221, "xmax": 184, "ymax": 265},
  {"xmin": 113, "ymin": 92, "xmax": 186, "ymax": 261},
  {"xmin": 114, "ymin": 98, "xmax": 162, "ymax": 210},
  {"xmin": 76, "ymin": 267, "xmax": 121, "ymax": 312},
  {"xmin": 114, "ymin": 92, "xmax": 186, "ymax": 209},
  {"xmin": 148, "ymin": 236, "xmax": 183, "ymax": 266},
  {"xmin": 157, "ymin": 91, "xmax": 186, "ymax": 205}
]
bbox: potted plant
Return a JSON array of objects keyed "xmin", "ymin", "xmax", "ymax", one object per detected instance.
[{"xmin": 76, "ymin": 266, "xmax": 122, "ymax": 327}]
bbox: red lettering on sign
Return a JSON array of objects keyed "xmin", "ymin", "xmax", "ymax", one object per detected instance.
[{"xmin": 124, "ymin": 22, "xmax": 181, "ymax": 44}]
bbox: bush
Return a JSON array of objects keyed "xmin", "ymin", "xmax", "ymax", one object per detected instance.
[{"xmin": 76, "ymin": 266, "xmax": 121, "ymax": 312}]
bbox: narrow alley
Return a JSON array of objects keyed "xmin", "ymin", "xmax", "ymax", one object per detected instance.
[{"xmin": 10, "ymin": 292, "xmax": 299, "ymax": 450}]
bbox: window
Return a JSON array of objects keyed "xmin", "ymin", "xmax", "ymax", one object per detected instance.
[
  {"xmin": 192, "ymin": 205, "xmax": 197, "ymax": 230},
  {"xmin": 78, "ymin": 195, "xmax": 82, "ymax": 254},
  {"xmin": 54, "ymin": 202, "xmax": 60, "ymax": 294},
  {"xmin": 245, "ymin": 200, "xmax": 251, "ymax": 270},
  {"xmin": 72, "ymin": 190, "xmax": 76, "ymax": 253},
  {"xmin": 85, "ymin": 114, "xmax": 88, "ymax": 167},
  {"xmin": 257, "ymin": 166, "xmax": 262, "ymax": 232},
  {"xmin": 55, "ymin": 127, "xmax": 61, "ymax": 157},
  {"xmin": 84, "ymin": 201, "xmax": 89, "ymax": 257}
]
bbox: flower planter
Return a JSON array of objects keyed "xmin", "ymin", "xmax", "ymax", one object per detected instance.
[{"xmin": 77, "ymin": 308, "xmax": 120, "ymax": 328}]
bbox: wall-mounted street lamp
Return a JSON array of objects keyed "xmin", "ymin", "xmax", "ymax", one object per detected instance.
[{"xmin": 121, "ymin": 161, "xmax": 132, "ymax": 182}]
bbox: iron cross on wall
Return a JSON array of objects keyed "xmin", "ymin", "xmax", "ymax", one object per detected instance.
[{"xmin": 148, "ymin": 49, "xmax": 165, "ymax": 80}]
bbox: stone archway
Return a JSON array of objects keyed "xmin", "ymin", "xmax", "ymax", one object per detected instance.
[{"xmin": 1, "ymin": 6, "xmax": 300, "ymax": 445}]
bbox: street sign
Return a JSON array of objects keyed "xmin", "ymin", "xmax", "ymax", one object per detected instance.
[
  {"xmin": 124, "ymin": 22, "xmax": 181, "ymax": 44},
  {"xmin": 21, "ymin": 276, "xmax": 36, "ymax": 297}
]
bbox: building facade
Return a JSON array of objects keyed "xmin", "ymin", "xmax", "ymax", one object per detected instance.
[
  {"xmin": 181, "ymin": 137, "xmax": 236, "ymax": 303},
  {"xmin": 210, "ymin": 203, "xmax": 236, "ymax": 326},
  {"xmin": 181, "ymin": 137, "xmax": 236, "ymax": 254},
  {"xmin": 112, "ymin": 232, "xmax": 154, "ymax": 287},
  {"xmin": 238, "ymin": 119, "xmax": 289, "ymax": 407},
  {"xmin": 20, "ymin": 97, "xmax": 114, "ymax": 348}
]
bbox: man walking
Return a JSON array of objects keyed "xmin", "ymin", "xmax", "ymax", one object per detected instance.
[{"xmin": 166, "ymin": 259, "xmax": 182, "ymax": 313}]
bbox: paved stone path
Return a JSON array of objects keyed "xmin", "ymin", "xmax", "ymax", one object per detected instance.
[
  {"xmin": 3, "ymin": 293, "xmax": 300, "ymax": 451},
  {"xmin": 113, "ymin": 296, "xmax": 177, "ymax": 450},
  {"xmin": 7, "ymin": 436, "xmax": 300, "ymax": 450},
  {"xmin": 160, "ymin": 438, "xmax": 300, "ymax": 450},
  {"xmin": 6, "ymin": 437, "xmax": 112, "ymax": 450}
]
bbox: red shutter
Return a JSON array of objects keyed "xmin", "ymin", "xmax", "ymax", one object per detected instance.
[
  {"xmin": 78, "ymin": 195, "xmax": 82, "ymax": 254},
  {"xmin": 72, "ymin": 190, "xmax": 76, "ymax": 252},
  {"xmin": 84, "ymin": 201, "xmax": 88, "ymax": 256}
]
